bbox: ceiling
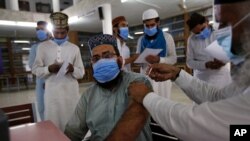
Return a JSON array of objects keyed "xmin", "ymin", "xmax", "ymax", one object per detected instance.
[{"xmin": 0, "ymin": 0, "xmax": 213, "ymax": 38}]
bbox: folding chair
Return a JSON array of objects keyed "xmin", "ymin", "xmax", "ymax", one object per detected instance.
[{"xmin": 0, "ymin": 103, "xmax": 36, "ymax": 127}]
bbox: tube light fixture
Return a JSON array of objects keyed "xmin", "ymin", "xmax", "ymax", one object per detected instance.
[
  {"xmin": 209, "ymin": 21, "xmax": 214, "ymax": 24},
  {"xmin": 134, "ymin": 31, "xmax": 144, "ymax": 35},
  {"xmin": 0, "ymin": 20, "xmax": 16, "ymax": 26},
  {"xmin": 22, "ymin": 48, "xmax": 31, "ymax": 50},
  {"xmin": 163, "ymin": 27, "xmax": 169, "ymax": 32},
  {"xmin": 16, "ymin": 22, "xmax": 36, "ymax": 27},
  {"xmin": 14, "ymin": 40, "xmax": 30, "ymax": 44}
]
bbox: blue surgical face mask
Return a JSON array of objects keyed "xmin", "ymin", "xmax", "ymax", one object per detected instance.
[
  {"xmin": 119, "ymin": 27, "xmax": 129, "ymax": 40},
  {"xmin": 36, "ymin": 30, "xmax": 48, "ymax": 41},
  {"xmin": 196, "ymin": 27, "xmax": 211, "ymax": 39},
  {"xmin": 53, "ymin": 36, "xmax": 68, "ymax": 45},
  {"xmin": 93, "ymin": 58, "xmax": 120, "ymax": 83},
  {"xmin": 144, "ymin": 25, "xmax": 158, "ymax": 36}
]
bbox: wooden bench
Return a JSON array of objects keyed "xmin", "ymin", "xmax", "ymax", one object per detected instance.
[{"xmin": 1, "ymin": 103, "xmax": 36, "ymax": 127}]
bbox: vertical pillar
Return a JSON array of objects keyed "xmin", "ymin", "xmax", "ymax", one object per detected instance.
[
  {"xmin": 73, "ymin": 0, "xmax": 81, "ymax": 6},
  {"xmin": 28, "ymin": 0, "xmax": 36, "ymax": 12},
  {"xmin": 100, "ymin": 3, "xmax": 112, "ymax": 35},
  {"xmin": 7, "ymin": 0, "xmax": 19, "ymax": 11},
  {"xmin": 68, "ymin": 31, "xmax": 79, "ymax": 46},
  {"xmin": 52, "ymin": 0, "xmax": 60, "ymax": 12}
]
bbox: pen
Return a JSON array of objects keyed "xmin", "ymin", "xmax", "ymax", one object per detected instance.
[{"xmin": 147, "ymin": 67, "xmax": 152, "ymax": 76}]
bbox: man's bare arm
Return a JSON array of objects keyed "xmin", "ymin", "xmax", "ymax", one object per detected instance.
[{"xmin": 105, "ymin": 100, "xmax": 149, "ymax": 141}]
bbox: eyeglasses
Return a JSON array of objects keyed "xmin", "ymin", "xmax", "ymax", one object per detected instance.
[{"xmin": 91, "ymin": 51, "xmax": 117, "ymax": 63}]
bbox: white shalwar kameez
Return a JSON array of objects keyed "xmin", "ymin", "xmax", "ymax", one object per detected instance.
[
  {"xmin": 117, "ymin": 38, "xmax": 131, "ymax": 71},
  {"xmin": 32, "ymin": 40, "xmax": 85, "ymax": 131},
  {"xmin": 143, "ymin": 70, "xmax": 250, "ymax": 141},
  {"xmin": 137, "ymin": 32, "xmax": 177, "ymax": 99},
  {"xmin": 187, "ymin": 32, "xmax": 231, "ymax": 89}
]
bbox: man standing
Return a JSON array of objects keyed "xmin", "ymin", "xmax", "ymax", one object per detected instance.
[
  {"xmin": 136, "ymin": 9, "xmax": 177, "ymax": 98},
  {"xmin": 126, "ymin": 0, "xmax": 250, "ymax": 140},
  {"xmin": 64, "ymin": 34, "xmax": 152, "ymax": 141},
  {"xmin": 32, "ymin": 12, "xmax": 85, "ymax": 131},
  {"xmin": 112, "ymin": 16, "xmax": 137, "ymax": 71},
  {"xmin": 28, "ymin": 21, "xmax": 51, "ymax": 121},
  {"xmin": 186, "ymin": 13, "xmax": 231, "ymax": 88}
]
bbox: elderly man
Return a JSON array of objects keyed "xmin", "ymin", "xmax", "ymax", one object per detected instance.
[
  {"xmin": 121, "ymin": 0, "xmax": 250, "ymax": 141},
  {"xmin": 28, "ymin": 21, "xmax": 51, "ymax": 121},
  {"xmin": 64, "ymin": 34, "xmax": 152, "ymax": 141},
  {"xmin": 32, "ymin": 12, "xmax": 85, "ymax": 131}
]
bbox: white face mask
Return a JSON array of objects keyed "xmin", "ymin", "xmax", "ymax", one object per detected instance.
[{"xmin": 205, "ymin": 12, "xmax": 250, "ymax": 65}]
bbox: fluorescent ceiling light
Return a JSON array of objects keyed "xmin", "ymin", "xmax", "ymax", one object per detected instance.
[
  {"xmin": 14, "ymin": 40, "xmax": 30, "ymax": 44},
  {"xmin": 134, "ymin": 31, "xmax": 144, "ymax": 35},
  {"xmin": 121, "ymin": 0, "xmax": 129, "ymax": 3},
  {"xmin": 209, "ymin": 21, "xmax": 214, "ymax": 24},
  {"xmin": 163, "ymin": 27, "xmax": 169, "ymax": 32},
  {"xmin": 22, "ymin": 48, "xmax": 31, "ymax": 50},
  {"xmin": 16, "ymin": 22, "xmax": 36, "ymax": 27},
  {"xmin": 0, "ymin": 20, "xmax": 16, "ymax": 26}
]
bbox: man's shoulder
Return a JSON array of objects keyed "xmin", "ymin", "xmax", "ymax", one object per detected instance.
[{"xmin": 38, "ymin": 40, "xmax": 53, "ymax": 47}]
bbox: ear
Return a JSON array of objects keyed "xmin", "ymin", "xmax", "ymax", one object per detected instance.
[
  {"xmin": 117, "ymin": 56, "xmax": 124, "ymax": 69},
  {"xmin": 113, "ymin": 27, "xmax": 118, "ymax": 34}
]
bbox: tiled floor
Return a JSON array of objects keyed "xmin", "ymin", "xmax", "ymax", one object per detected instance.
[{"xmin": 0, "ymin": 82, "xmax": 192, "ymax": 120}]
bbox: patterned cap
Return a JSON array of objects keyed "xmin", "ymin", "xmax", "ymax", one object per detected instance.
[
  {"xmin": 112, "ymin": 16, "xmax": 126, "ymax": 27},
  {"xmin": 50, "ymin": 12, "xmax": 68, "ymax": 28},
  {"xmin": 88, "ymin": 34, "xmax": 117, "ymax": 51},
  {"xmin": 214, "ymin": 0, "xmax": 247, "ymax": 4}
]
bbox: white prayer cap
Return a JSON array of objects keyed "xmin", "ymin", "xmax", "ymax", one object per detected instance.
[{"xmin": 142, "ymin": 9, "xmax": 159, "ymax": 21}]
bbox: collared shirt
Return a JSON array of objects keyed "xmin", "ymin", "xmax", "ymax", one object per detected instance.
[
  {"xmin": 143, "ymin": 70, "xmax": 249, "ymax": 141},
  {"xmin": 65, "ymin": 71, "xmax": 153, "ymax": 141}
]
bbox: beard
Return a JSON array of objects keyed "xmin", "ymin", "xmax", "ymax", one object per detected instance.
[{"xmin": 94, "ymin": 71, "xmax": 123, "ymax": 89}]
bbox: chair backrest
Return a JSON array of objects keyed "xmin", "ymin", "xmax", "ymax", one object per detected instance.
[
  {"xmin": 0, "ymin": 103, "xmax": 35, "ymax": 127},
  {"xmin": 150, "ymin": 118, "xmax": 180, "ymax": 141}
]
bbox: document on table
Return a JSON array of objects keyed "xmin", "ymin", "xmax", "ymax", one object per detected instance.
[
  {"xmin": 134, "ymin": 48, "xmax": 163, "ymax": 64},
  {"xmin": 204, "ymin": 40, "xmax": 230, "ymax": 63}
]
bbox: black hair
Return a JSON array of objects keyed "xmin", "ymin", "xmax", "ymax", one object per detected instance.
[
  {"xmin": 143, "ymin": 17, "xmax": 160, "ymax": 23},
  {"xmin": 37, "ymin": 21, "xmax": 47, "ymax": 26}
]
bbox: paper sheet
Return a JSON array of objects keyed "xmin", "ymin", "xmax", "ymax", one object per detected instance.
[
  {"xmin": 134, "ymin": 48, "xmax": 163, "ymax": 64},
  {"xmin": 56, "ymin": 61, "xmax": 69, "ymax": 79},
  {"xmin": 204, "ymin": 40, "xmax": 230, "ymax": 63}
]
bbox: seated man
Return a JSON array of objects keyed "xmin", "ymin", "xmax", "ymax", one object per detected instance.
[{"xmin": 64, "ymin": 34, "xmax": 153, "ymax": 141}]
